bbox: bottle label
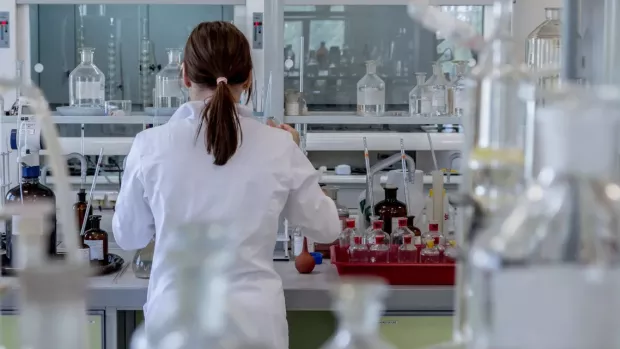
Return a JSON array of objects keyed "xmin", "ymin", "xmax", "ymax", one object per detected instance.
[
  {"xmin": 489, "ymin": 267, "xmax": 620, "ymax": 348},
  {"xmin": 420, "ymin": 99, "xmax": 431, "ymax": 114},
  {"xmin": 76, "ymin": 81, "xmax": 104, "ymax": 100},
  {"xmin": 11, "ymin": 216, "xmax": 20, "ymax": 236},
  {"xmin": 357, "ymin": 88, "xmax": 385, "ymax": 106},
  {"xmin": 78, "ymin": 247, "xmax": 91, "ymax": 262},
  {"xmin": 84, "ymin": 240, "xmax": 104, "ymax": 260},
  {"xmin": 414, "ymin": 236, "xmax": 422, "ymax": 245},
  {"xmin": 432, "ymin": 91, "xmax": 446, "ymax": 107},
  {"xmin": 293, "ymin": 235, "xmax": 303, "ymax": 257}
]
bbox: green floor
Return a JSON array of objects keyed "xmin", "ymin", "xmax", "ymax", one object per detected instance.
[{"xmin": 137, "ymin": 311, "xmax": 452, "ymax": 349}]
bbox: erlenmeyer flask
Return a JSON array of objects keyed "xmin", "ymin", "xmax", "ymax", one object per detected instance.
[
  {"xmin": 469, "ymin": 85, "xmax": 620, "ymax": 349},
  {"xmin": 320, "ymin": 277, "xmax": 395, "ymax": 349}
]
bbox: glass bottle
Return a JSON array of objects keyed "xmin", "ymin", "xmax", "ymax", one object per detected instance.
[
  {"xmin": 155, "ymin": 48, "xmax": 184, "ymax": 109},
  {"xmin": 368, "ymin": 220, "xmax": 389, "ymax": 263},
  {"xmin": 374, "ymin": 186, "xmax": 407, "ymax": 236},
  {"xmin": 338, "ymin": 218, "xmax": 356, "ymax": 262},
  {"xmin": 132, "ymin": 239, "xmax": 154, "ymax": 279},
  {"xmin": 73, "ymin": 188, "xmax": 92, "ymax": 233},
  {"xmin": 69, "ymin": 47, "xmax": 105, "ymax": 108},
  {"xmin": 83, "ymin": 215, "xmax": 108, "ymax": 266},
  {"xmin": 407, "ymin": 216, "xmax": 423, "ymax": 251},
  {"xmin": 389, "ymin": 217, "xmax": 411, "ymax": 263},
  {"xmin": 320, "ymin": 278, "xmax": 395, "ymax": 349},
  {"xmin": 427, "ymin": 62, "xmax": 449, "ymax": 116},
  {"xmin": 420, "ymin": 240, "xmax": 440, "ymax": 264},
  {"xmin": 356, "ymin": 60, "xmax": 386, "ymax": 116},
  {"xmin": 408, "ymin": 72, "xmax": 431, "ymax": 116},
  {"xmin": 451, "ymin": 61, "xmax": 468, "ymax": 117},
  {"xmin": 427, "ymin": 221, "xmax": 442, "ymax": 245},
  {"xmin": 4, "ymin": 166, "xmax": 56, "ymax": 268},
  {"xmin": 526, "ymin": 8, "xmax": 561, "ymax": 90},
  {"xmin": 364, "ymin": 215, "xmax": 380, "ymax": 247},
  {"xmin": 398, "ymin": 235, "xmax": 417, "ymax": 263},
  {"xmin": 468, "ymin": 86, "xmax": 620, "ymax": 349},
  {"xmin": 349, "ymin": 236, "xmax": 369, "ymax": 263},
  {"xmin": 444, "ymin": 240, "xmax": 457, "ymax": 264}
]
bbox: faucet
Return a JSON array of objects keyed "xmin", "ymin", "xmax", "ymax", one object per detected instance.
[
  {"xmin": 41, "ymin": 152, "xmax": 87, "ymax": 187},
  {"xmin": 365, "ymin": 153, "xmax": 416, "ymax": 211},
  {"xmin": 446, "ymin": 152, "xmax": 462, "ymax": 183}
]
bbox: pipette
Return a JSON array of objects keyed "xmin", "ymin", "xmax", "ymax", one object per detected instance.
[
  {"xmin": 363, "ymin": 137, "xmax": 374, "ymax": 216},
  {"xmin": 79, "ymin": 148, "xmax": 104, "ymax": 237},
  {"xmin": 399, "ymin": 138, "xmax": 412, "ymax": 216},
  {"xmin": 427, "ymin": 132, "xmax": 439, "ymax": 171}
]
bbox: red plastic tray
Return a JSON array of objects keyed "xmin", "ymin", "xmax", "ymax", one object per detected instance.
[{"xmin": 329, "ymin": 245, "xmax": 455, "ymax": 286}]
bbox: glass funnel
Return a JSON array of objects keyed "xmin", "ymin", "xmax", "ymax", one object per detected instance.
[
  {"xmin": 320, "ymin": 277, "xmax": 395, "ymax": 349},
  {"xmin": 132, "ymin": 239, "xmax": 154, "ymax": 279},
  {"xmin": 468, "ymin": 85, "xmax": 620, "ymax": 349},
  {"xmin": 526, "ymin": 8, "xmax": 561, "ymax": 90},
  {"xmin": 155, "ymin": 48, "xmax": 184, "ymax": 109},
  {"xmin": 69, "ymin": 47, "xmax": 106, "ymax": 108},
  {"xmin": 408, "ymin": 72, "xmax": 431, "ymax": 117},
  {"xmin": 356, "ymin": 61, "xmax": 386, "ymax": 117},
  {"xmin": 427, "ymin": 62, "xmax": 449, "ymax": 116}
]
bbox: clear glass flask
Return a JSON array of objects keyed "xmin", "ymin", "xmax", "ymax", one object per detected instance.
[
  {"xmin": 132, "ymin": 239, "xmax": 154, "ymax": 279},
  {"xmin": 451, "ymin": 61, "xmax": 468, "ymax": 117},
  {"xmin": 526, "ymin": 8, "xmax": 561, "ymax": 90},
  {"xmin": 468, "ymin": 86, "xmax": 620, "ymax": 349},
  {"xmin": 320, "ymin": 277, "xmax": 395, "ymax": 349},
  {"xmin": 356, "ymin": 60, "xmax": 386, "ymax": 116},
  {"xmin": 427, "ymin": 62, "xmax": 449, "ymax": 116},
  {"xmin": 408, "ymin": 72, "xmax": 430, "ymax": 116},
  {"xmin": 155, "ymin": 48, "xmax": 184, "ymax": 109},
  {"xmin": 69, "ymin": 47, "xmax": 105, "ymax": 108}
]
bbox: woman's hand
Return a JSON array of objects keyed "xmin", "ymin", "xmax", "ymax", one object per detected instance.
[{"xmin": 267, "ymin": 120, "xmax": 300, "ymax": 146}]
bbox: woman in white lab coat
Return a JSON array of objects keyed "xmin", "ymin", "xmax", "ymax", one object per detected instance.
[{"xmin": 112, "ymin": 21, "xmax": 341, "ymax": 349}]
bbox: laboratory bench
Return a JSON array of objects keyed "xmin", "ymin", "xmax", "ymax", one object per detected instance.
[{"xmin": 0, "ymin": 259, "xmax": 454, "ymax": 349}]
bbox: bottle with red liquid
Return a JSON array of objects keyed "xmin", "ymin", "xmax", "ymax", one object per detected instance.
[
  {"xmin": 373, "ymin": 186, "xmax": 407, "ymax": 235},
  {"xmin": 428, "ymin": 221, "xmax": 442, "ymax": 244},
  {"xmin": 349, "ymin": 236, "xmax": 369, "ymax": 263},
  {"xmin": 338, "ymin": 218, "xmax": 356, "ymax": 262},
  {"xmin": 364, "ymin": 215, "xmax": 380, "ymax": 247},
  {"xmin": 444, "ymin": 239, "xmax": 458, "ymax": 264},
  {"xmin": 398, "ymin": 235, "xmax": 417, "ymax": 263},
  {"xmin": 390, "ymin": 217, "xmax": 412, "ymax": 263},
  {"xmin": 368, "ymin": 220, "xmax": 389, "ymax": 263},
  {"xmin": 420, "ymin": 240, "xmax": 441, "ymax": 264}
]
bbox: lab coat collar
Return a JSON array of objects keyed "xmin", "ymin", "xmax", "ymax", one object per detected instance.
[{"xmin": 169, "ymin": 101, "xmax": 253, "ymax": 122}]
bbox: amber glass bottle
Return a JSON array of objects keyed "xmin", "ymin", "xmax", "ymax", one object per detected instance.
[
  {"xmin": 4, "ymin": 166, "xmax": 56, "ymax": 267},
  {"xmin": 407, "ymin": 216, "xmax": 423, "ymax": 246},
  {"xmin": 73, "ymin": 188, "xmax": 92, "ymax": 232},
  {"xmin": 373, "ymin": 186, "xmax": 407, "ymax": 235},
  {"xmin": 83, "ymin": 215, "xmax": 108, "ymax": 266}
]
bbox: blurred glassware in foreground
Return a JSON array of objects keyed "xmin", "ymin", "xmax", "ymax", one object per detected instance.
[{"xmin": 526, "ymin": 8, "xmax": 562, "ymax": 91}]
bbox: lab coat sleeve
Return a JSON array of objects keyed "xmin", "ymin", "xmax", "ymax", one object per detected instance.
[
  {"xmin": 112, "ymin": 134, "xmax": 155, "ymax": 250},
  {"xmin": 283, "ymin": 142, "xmax": 341, "ymax": 243}
]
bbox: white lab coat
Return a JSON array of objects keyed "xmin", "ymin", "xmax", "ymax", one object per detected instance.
[{"xmin": 113, "ymin": 101, "xmax": 341, "ymax": 349}]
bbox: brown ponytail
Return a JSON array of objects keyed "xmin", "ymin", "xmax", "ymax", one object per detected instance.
[{"xmin": 183, "ymin": 21, "xmax": 253, "ymax": 166}]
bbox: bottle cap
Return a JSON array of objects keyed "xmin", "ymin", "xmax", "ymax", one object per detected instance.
[
  {"xmin": 22, "ymin": 165, "xmax": 41, "ymax": 178},
  {"xmin": 429, "ymin": 222, "xmax": 439, "ymax": 232},
  {"xmin": 449, "ymin": 240, "xmax": 456, "ymax": 247},
  {"xmin": 346, "ymin": 219, "xmax": 356, "ymax": 229},
  {"xmin": 353, "ymin": 236, "xmax": 362, "ymax": 244},
  {"xmin": 372, "ymin": 220, "xmax": 384, "ymax": 230},
  {"xmin": 375, "ymin": 235, "xmax": 385, "ymax": 244},
  {"xmin": 403, "ymin": 235, "xmax": 412, "ymax": 244},
  {"xmin": 397, "ymin": 217, "xmax": 407, "ymax": 227}
]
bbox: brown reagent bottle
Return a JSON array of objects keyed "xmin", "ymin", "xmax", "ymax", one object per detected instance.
[
  {"xmin": 373, "ymin": 186, "xmax": 407, "ymax": 235},
  {"xmin": 83, "ymin": 215, "xmax": 109, "ymax": 266}
]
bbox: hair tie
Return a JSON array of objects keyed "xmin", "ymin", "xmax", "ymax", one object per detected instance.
[{"xmin": 216, "ymin": 77, "xmax": 228, "ymax": 85}]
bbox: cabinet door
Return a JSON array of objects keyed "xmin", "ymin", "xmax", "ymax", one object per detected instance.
[
  {"xmin": 380, "ymin": 316, "xmax": 453, "ymax": 349},
  {"xmin": 0, "ymin": 313, "xmax": 103, "ymax": 349}
]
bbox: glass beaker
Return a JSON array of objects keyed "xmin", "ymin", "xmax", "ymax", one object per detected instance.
[
  {"xmin": 132, "ymin": 239, "xmax": 154, "ymax": 279},
  {"xmin": 69, "ymin": 47, "xmax": 106, "ymax": 108},
  {"xmin": 105, "ymin": 100, "xmax": 132, "ymax": 116},
  {"xmin": 526, "ymin": 8, "xmax": 562, "ymax": 90},
  {"xmin": 155, "ymin": 48, "xmax": 184, "ymax": 109},
  {"xmin": 427, "ymin": 62, "xmax": 449, "ymax": 116},
  {"xmin": 320, "ymin": 277, "xmax": 395, "ymax": 349},
  {"xmin": 468, "ymin": 85, "xmax": 620, "ymax": 349},
  {"xmin": 356, "ymin": 61, "xmax": 386, "ymax": 117},
  {"xmin": 408, "ymin": 72, "xmax": 430, "ymax": 117}
]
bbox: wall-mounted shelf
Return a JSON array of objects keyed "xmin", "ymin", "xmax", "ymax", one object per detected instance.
[
  {"xmin": 284, "ymin": 113, "xmax": 462, "ymax": 125},
  {"xmin": 2, "ymin": 115, "xmax": 170, "ymax": 124}
]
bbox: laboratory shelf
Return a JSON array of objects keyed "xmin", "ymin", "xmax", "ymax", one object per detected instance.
[
  {"xmin": 320, "ymin": 174, "xmax": 461, "ymax": 186},
  {"xmin": 17, "ymin": 0, "xmax": 244, "ymax": 4},
  {"xmin": 284, "ymin": 113, "xmax": 462, "ymax": 125},
  {"xmin": 2, "ymin": 114, "xmax": 170, "ymax": 124}
]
